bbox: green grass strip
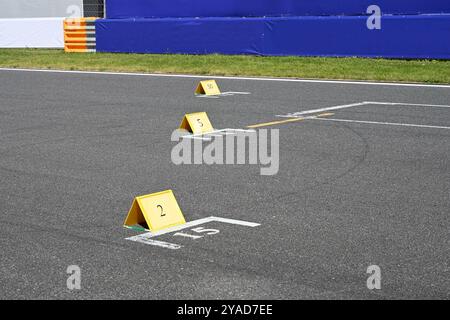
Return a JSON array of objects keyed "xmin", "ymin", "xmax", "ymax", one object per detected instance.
[{"xmin": 1, "ymin": 49, "xmax": 449, "ymax": 84}]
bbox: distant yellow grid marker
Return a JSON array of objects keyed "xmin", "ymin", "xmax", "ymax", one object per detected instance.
[{"xmin": 195, "ymin": 80, "xmax": 221, "ymax": 96}]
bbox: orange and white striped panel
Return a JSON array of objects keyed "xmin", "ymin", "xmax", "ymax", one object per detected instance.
[{"xmin": 64, "ymin": 17, "xmax": 97, "ymax": 53}]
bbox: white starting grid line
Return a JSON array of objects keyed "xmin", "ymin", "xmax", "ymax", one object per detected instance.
[
  {"xmin": 195, "ymin": 91, "xmax": 251, "ymax": 99},
  {"xmin": 182, "ymin": 128, "xmax": 256, "ymax": 141},
  {"xmin": 126, "ymin": 216, "xmax": 261, "ymax": 250},
  {"xmin": 277, "ymin": 101, "xmax": 450, "ymax": 130},
  {"xmin": 276, "ymin": 102, "xmax": 369, "ymax": 117},
  {"xmin": 312, "ymin": 117, "xmax": 450, "ymax": 130}
]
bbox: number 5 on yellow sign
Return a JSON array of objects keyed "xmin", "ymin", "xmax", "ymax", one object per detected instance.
[{"xmin": 179, "ymin": 112, "xmax": 214, "ymax": 135}]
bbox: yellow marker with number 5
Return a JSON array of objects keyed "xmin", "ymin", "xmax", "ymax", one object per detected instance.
[
  {"xmin": 179, "ymin": 112, "xmax": 214, "ymax": 135},
  {"xmin": 124, "ymin": 190, "xmax": 186, "ymax": 232}
]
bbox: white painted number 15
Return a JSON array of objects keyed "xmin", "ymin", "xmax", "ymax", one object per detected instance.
[{"xmin": 174, "ymin": 227, "xmax": 220, "ymax": 240}]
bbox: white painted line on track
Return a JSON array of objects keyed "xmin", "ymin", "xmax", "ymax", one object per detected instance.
[
  {"xmin": 363, "ymin": 101, "xmax": 450, "ymax": 109},
  {"xmin": 1, "ymin": 68, "xmax": 450, "ymax": 88},
  {"xmin": 196, "ymin": 95, "xmax": 220, "ymax": 99},
  {"xmin": 127, "ymin": 217, "xmax": 213, "ymax": 241},
  {"xmin": 126, "ymin": 216, "xmax": 260, "ymax": 249},
  {"xmin": 276, "ymin": 102, "xmax": 367, "ymax": 118},
  {"xmin": 195, "ymin": 91, "xmax": 251, "ymax": 98},
  {"xmin": 310, "ymin": 117, "xmax": 450, "ymax": 130},
  {"xmin": 210, "ymin": 217, "xmax": 261, "ymax": 228},
  {"xmin": 224, "ymin": 91, "xmax": 252, "ymax": 95},
  {"xmin": 277, "ymin": 101, "xmax": 450, "ymax": 119},
  {"xmin": 126, "ymin": 238, "xmax": 182, "ymax": 250},
  {"xmin": 182, "ymin": 128, "xmax": 256, "ymax": 141},
  {"xmin": 187, "ymin": 136, "xmax": 214, "ymax": 141}
]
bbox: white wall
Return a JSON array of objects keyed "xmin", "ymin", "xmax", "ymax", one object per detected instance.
[
  {"xmin": 0, "ymin": 0, "xmax": 84, "ymax": 48},
  {"xmin": 0, "ymin": 18, "xmax": 65, "ymax": 48},
  {"xmin": 0, "ymin": 0, "xmax": 83, "ymax": 19}
]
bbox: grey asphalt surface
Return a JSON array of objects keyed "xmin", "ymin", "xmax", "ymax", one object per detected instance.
[{"xmin": 0, "ymin": 69, "xmax": 449, "ymax": 300}]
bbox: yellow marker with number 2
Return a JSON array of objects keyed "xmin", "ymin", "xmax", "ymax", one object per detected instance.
[{"xmin": 124, "ymin": 190, "xmax": 186, "ymax": 232}]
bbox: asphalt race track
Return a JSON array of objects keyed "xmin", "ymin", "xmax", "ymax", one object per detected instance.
[{"xmin": 0, "ymin": 69, "xmax": 449, "ymax": 299}]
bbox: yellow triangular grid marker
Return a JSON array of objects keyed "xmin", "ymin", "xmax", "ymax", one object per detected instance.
[
  {"xmin": 179, "ymin": 112, "xmax": 214, "ymax": 135},
  {"xmin": 195, "ymin": 80, "xmax": 221, "ymax": 96},
  {"xmin": 124, "ymin": 190, "xmax": 186, "ymax": 232}
]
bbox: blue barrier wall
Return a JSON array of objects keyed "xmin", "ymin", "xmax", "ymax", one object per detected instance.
[
  {"xmin": 96, "ymin": 15, "xmax": 450, "ymax": 59},
  {"xmin": 105, "ymin": 0, "xmax": 450, "ymax": 19}
]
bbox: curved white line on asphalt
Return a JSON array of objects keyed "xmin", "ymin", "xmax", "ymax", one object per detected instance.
[{"xmin": 1, "ymin": 67, "xmax": 450, "ymax": 88}]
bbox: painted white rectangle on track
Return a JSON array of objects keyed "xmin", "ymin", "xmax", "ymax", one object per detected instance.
[
  {"xmin": 311, "ymin": 117, "xmax": 450, "ymax": 130},
  {"xmin": 126, "ymin": 216, "xmax": 260, "ymax": 250},
  {"xmin": 275, "ymin": 100, "xmax": 450, "ymax": 131}
]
